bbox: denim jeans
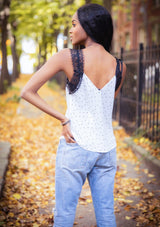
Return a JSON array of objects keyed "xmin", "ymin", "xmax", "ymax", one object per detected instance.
[{"xmin": 53, "ymin": 137, "xmax": 117, "ymax": 227}]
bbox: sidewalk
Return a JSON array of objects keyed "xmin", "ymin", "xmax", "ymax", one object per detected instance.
[
  {"xmin": 124, "ymin": 137, "xmax": 160, "ymax": 170},
  {"xmin": 0, "ymin": 81, "xmax": 160, "ymax": 226}
]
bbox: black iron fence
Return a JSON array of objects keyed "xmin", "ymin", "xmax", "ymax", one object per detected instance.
[{"xmin": 113, "ymin": 43, "xmax": 160, "ymax": 141}]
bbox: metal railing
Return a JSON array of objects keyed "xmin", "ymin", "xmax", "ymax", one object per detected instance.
[{"xmin": 112, "ymin": 43, "xmax": 160, "ymax": 141}]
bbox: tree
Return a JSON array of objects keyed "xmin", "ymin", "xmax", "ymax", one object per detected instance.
[
  {"xmin": 10, "ymin": 0, "xmax": 58, "ymax": 69},
  {"xmin": 103, "ymin": 0, "xmax": 112, "ymax": 13},
  {"xmin": 8, "ymin": 22, "xmax": 20, "ymax": 81},
  {"xmin": 0, "ymin": 0, "xmax": 11, "ymax": 94},
  {"xmin": 8, "ymin": 0, "xmax": 114, "ymax": 89}
]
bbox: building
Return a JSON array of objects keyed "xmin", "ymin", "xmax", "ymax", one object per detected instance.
[{"xmin": 112, "ymin": 0, "xmax": 160, "ymax": 52}]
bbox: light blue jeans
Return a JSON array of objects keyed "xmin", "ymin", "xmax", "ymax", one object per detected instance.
[{"xmin": 53, "ymin": 138, "xmax": 117, "ymax": 227}]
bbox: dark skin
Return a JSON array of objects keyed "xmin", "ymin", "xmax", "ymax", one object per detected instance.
[{"xmin": 20, "ymin": 12, "xmax": 126, "ymax": 144}]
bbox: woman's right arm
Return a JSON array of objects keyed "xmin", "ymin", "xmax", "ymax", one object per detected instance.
[
  {"xmin": 20, "ymin": 48, "xmax": 69, "ymax": 124},
  {"xmin": 20, "ymin": 48, "xmax": 76, "ymax": 143}
]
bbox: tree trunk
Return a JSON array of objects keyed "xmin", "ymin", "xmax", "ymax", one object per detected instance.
[
  {"xmin": 8, "ymin": 24, "xmax": 19, "ymax": 81},
  {"xmin": 103, "ymin": 0, "xmax": 112, "ymax": 13},
  {"xmin": 42, "ymin": 31, "xmax": 47, "ymax": 64},
  {"xmin": 0, "ymin": 0, "xmax": 11, "ymax": 94},
  {"xmin": 54, "ymin": 30, "xmax": 59, "ymax": 52},
  {"xmin": 85, "ymin": 0, "xmax": 91, "ymax": 3},
  {"xmin": 37, "ymin": 43, "xmax": 42, "ymax": 70},
  {"xmin": 10, "ymin": 34, "xmax": 19, "ymax": 81},
  {"xmin": 44, "ymin": 41, "xmax": 47, "ymax": 63},
  {"xmin": 64, "ymin": 27, "xmax": 68, "ymax": 48}
]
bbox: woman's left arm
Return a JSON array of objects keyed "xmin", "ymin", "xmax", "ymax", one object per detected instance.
[
  {"xmin": 114, "ymin": 62, "xmax": 127, "ymax": 98},
  {"xmin": 20, "ymin": 49, "xmax": 69, "ymax": 124}
]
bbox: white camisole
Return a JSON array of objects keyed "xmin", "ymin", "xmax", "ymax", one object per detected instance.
[{"xmin": 60, "ymin": 49, "xmax": 123, "ymax": 153}]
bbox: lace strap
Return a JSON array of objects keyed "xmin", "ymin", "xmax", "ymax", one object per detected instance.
[
  {"xmin": 115, "ymin": 57, "xmax": 123, "ymax": 91},
  {"xmin": 66, "ymin": 49, "xmax": 84, "ymax": 94}
]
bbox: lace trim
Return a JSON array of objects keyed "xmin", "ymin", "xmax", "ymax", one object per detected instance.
[
  {"xmin": 66, "ymin": 49, "xmax": 84, "ymax": 94},
  {"xmin": 115, "ymin": 57, "xmax": 123, "ymax": 91},
  {"xmin": 66, "ymin": 49, "xmax": 122, "ymax": 93}
]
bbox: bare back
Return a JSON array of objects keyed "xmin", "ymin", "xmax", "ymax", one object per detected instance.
[
  {"xmin": 82, "ymin": 46, "xmax": 117, "ymax": 90},
  {"xmin": 64, "ymin": 46, "xmax": 118, "ymax": 90}
]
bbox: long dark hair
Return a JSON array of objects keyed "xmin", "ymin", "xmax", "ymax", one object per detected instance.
[{"xmin": 77, "ymin": 3, "xmax": 113, "ymax": 52}]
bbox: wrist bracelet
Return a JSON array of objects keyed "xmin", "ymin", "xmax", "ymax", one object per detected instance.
[{"xmin": 61, "ymin": 119, "xmax": 71, "ymax": 126}]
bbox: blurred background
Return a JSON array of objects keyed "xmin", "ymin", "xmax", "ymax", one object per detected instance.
[{"xmin": 0, "ymin": 0, "xmax": 160, "ymax": 141}]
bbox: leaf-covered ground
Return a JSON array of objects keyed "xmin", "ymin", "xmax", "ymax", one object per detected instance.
[
  {"xmin": 0, "ymin": 74, "xmax": 160, "ymax": 227},
  {"xmin": 133, "ymin": 137, "xmax": 160, "ymax": 161}
]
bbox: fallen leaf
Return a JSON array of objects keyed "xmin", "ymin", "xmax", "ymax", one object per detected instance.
[
  {"xmin": 125, "ymin": 216, "xmax": 131, "ymax": 220},
  {"xmin": 148, "ymin": 174, "xmax": 155, "ymax": 178},
  {"xmin": 13, "ymin": 193, "xmax": 21, "ymax": 200}
]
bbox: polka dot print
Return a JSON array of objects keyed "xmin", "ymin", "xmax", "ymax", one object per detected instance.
[{"xmin": 63, "ymin": 72, "xmax": 117, "ymax": 153}]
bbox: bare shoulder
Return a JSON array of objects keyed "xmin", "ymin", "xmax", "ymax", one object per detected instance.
[
  {"xmin": 58, "ymin": 48, "xmax": 70, "ymax": 56},
  {"xmin": 54, "ymin": 48, "xmax": 70, "ymax": 61},
  {"xmin": 55, "ymin": 48, "xmax": 71, "ymax": 70}
]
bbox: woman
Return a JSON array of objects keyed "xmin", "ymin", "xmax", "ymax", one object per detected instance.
[{"xmin": 21, "ymin": 3, "xmax": 126, "ymax": 227}]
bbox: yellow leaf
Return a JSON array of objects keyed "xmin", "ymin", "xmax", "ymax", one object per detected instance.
[
  {"xmin": 133, "ymin": 138, "xmax": 138, "ymax": 143},
  {"xmin": 79, "ymin": 201, "xmax": 87, "ymax": 205},
  {"xmin": 125, "ymin": 216, "xmax": 131, "ymax": 220},
  {"xmin": 121, "ymin": 164, "xmax": 127, "ymax": 168},
  {"xmin": 148, "ymin": 174, "xmax": 154, "ymax": 178},
  {"xmin": 33, "ymin": 224, "xmax": 40, "ymax": 227},
  {"xmin": 8, "ymin": 212, "xmax": 14, "ymax": 217},
  {"xmin": 13, "ymin": 193, "xmax": 21, "ymax": 200},
  {"xmin": 116, "ymin": 198, "xmax": 133, "ymax": 203},
  {"xmin": 134, "ymin": 186, "xmax": 141, "ymax": 190},
  {"xmin": 86, "ymin": 199, "xmax": 92, "ymax": 203},
  {"xmin": 148, "ymin": 192, "xmax": 154, "ymax": 197},
  {"xmin": 144, "ymin": 169, "xmax": 148, "ymax": 174},
  {"xmin": 140, "ymin": 137, "xmax": 145, "ymax": 143},
  {"xmin": 149, "ymin": 216, "xmax": 154, "ymax": 220},
  {"xmin": 142, "ymin": 210, "xmax": 147, "ymax": 213}
]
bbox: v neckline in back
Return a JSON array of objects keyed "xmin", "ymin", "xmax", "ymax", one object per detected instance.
[{"xmin": 83, "ymin": 73, "xmax": 116, "ymax": 91}]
